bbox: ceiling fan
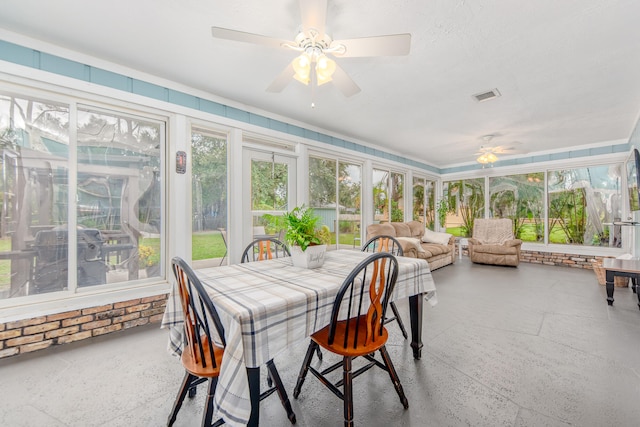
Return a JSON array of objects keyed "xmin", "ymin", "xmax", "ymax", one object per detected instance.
[
  {"xmin": 475, "ymin": 135, "xmax": 527, "ymax": 165},
  {"xmin": 211, "ymin": 0, "xmax": 411, "ymax": 99}
]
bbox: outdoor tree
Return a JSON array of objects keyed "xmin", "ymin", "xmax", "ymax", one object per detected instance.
[
  {"xmin": 251, "ymin": 160, "xmax": 288, "ymax": 210},
  {"xmin": 309, "ymin": 157, "xmax": 336, "ymax": 207},
  {"xmin": 191, "ymin": 132, "xmax": 227, "ymax": 230},
  {"xmin": 445, "ymin": 178, "xmax": 484, "ymax": 236}
]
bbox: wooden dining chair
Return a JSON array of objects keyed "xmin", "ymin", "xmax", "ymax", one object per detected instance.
[
  {"xmin": 293, "ymin": 252, "xmax": 409, "ymax": 427},
  {"xmin": 167, "ymin": 257, "xmax": 226, "ymax": 427},
  {"xmin": 361, "ymin": 235, "xmax": 409, "ymax": 339},
  {"xmin": 241, "ymin": 237, "xmax": 290, "ymax": 263},
  {"xmin": 167, "ymin": 257, "xmax": 296, "ymax": 427}
]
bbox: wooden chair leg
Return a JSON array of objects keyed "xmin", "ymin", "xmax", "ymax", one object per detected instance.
[
  {"xmin": 379, "ymin": 346, "xmax": 409, "ymax": 409},
  {"xmin": 316, "ymin": 345, "xmax": 323, "ymax": 360},
  {"xmin": 390, "ymin": 301, "xmax": 408, "ymax": 339},
  {"xmin": 265, "ymin": 360, "xmax": 297, "ymax": 424},
  {"xmin": 293, "ymin": 341, "xmax": 318, "ymax": 398},
  {"xmin": 343, "ymin": 356, "xmax": 354, "ymax": 427},
  {"xmin": 201, "ymin": 377, "xmax": 218, "ymax": 427},
  {"xmin": 168, "ymin": 372, "xmax": 196, "ymax": 426}
]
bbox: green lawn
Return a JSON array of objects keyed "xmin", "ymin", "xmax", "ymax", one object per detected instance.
[
  {"xmin": 445, "ymin": 223, "xmax": 568, "ymax": 244},
  {"xmin": 192, "ymin": 232, "xmax": 226, "ymax": 260},
  {"xmin": 143, "ymin": 232, "xmax": 226, "ymax": 262}
]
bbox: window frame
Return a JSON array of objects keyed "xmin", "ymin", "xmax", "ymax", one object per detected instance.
[{"xmin": 0, "ymin": 80, "xmax": 171, "ymax": 320}]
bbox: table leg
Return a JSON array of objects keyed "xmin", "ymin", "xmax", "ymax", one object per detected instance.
[
  {"xmin": 605, "ymin": 270, "xmax": 614, "ymax": 306},
  {"xmin": 409, "ymin": 294, "xmax": 424, "ymax": 360},
  {"xmin": 247, "ymin": 367, "xmax": 260, "ymax": 427}
]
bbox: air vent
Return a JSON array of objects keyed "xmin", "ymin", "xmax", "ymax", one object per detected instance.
[{"xmin": 472, "ymin": 88, "xmax": 501, "ymax": 102}]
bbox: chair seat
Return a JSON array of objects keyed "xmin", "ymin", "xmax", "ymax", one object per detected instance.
[
  {"xmin": 471, "ymin": 244, "xmax": 518, "ymax": 255},
  {"xmin": 312, "ymin": 315, "xmax": 389, "ymax": 357},
  {"xmin": 181, "ymin": 337, "xmax": 224, "ymax": 378},
  {"xmin": 421, "ymin": 243, "xmax": 448, "ymax": 256}
]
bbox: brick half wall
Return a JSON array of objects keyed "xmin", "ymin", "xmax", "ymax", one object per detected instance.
[
  {"xmin": 0, "ymin": 294, "xmax": 168, "ymax": 359},
  {"xmin": 456, "ymin": 245, "xmax": 615, "ymax": 270}
]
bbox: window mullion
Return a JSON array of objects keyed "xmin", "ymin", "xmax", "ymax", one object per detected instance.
[{"xmin": 68, "ymin": 102, "xmax": 78, "ymax": 293}]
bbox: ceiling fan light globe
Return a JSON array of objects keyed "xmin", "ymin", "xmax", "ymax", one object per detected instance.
[
  {"xmin": 477, "ymin": 152, "xmax": 498, "ymax": 164},
  {"xmin": 292, "ymin": 53, "xmax": 312, "ymax": 81},
  {"xmin": 316, "ymin": 54, "xmax": 336, "ymax": 76},
  {"xmin": 293, "ymin": 73, "xmax": 310, "ymax": 85}
]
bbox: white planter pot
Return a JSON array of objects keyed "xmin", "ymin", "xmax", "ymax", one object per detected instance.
[{"xmin": 290, "ymin": 244, "xmax": 327, "ymax": 269}]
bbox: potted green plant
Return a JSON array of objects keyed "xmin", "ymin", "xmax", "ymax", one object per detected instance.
[{"xmin": 266, "ymin": 206, "xmax": 328, "ymax": 268}]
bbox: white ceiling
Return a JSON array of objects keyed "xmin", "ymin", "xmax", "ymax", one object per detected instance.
[{"xmin": 1, "ymin": 0, "xmax": 640, "ymax": 167}]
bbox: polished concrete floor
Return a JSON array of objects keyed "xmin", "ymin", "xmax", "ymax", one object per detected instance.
[{"xmin": 2, "ymin": 258, "xmax": 640, "ymax": 426}]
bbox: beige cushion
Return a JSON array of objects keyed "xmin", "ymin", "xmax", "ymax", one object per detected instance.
[
  {"xmin": 406, "ymin": 221, "xmax": 425, "ymax": 238},
  {"xmin": 391, "ymin": 222, "xmax": 412, "ymax": 238},
  {"xmin": 396, "ymin": 236, "xmax": 426, "ymax": 253},
  {"xmin": 421, "ymin": 229, "xmax": 452, "ymax": 245},
  {"xmin": 366, "ymin": 223, "xmax": 396, "ymax": 239},
  {"xmin": 473, "ymin": 219, "xmax": 514, "ymax": 244},
  {"xmin": 421, "ymin": 243, "xmax": 448, "ymax": 256}
]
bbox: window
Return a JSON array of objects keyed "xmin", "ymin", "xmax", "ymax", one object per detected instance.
[
  {"xmin": 246, "ymin": 150, "xmax": 295, "ymax": 238},
  {"xmin": 77, "ymin": 107, "xmax": 163, "ymax": 282},
  {"xmin": 0, "ymin": 94, "xmax": 69, "ymax": 298},
  {"xmin": 442, "ymin": 178, "xmax": 484, "ymax": 236},
  {"xmin": 413, "ymin": 176, "xmax": 436, "ymax": 229},
  {"xmin": 191, "ymin": 128, "xmax": 227, "ymax": 265},
  {"xmin": 0, "ymin": 91, "xmax": 165, "ymax": 302},
  {"xmin": 76, "ymin": 107, "xmax": 164, "ymax": 286},
  {"xmin": 373, "ymin": 168, "xmax": 404, "ymax": 223},
  {"xmin": 548, "ymin": 165, "xmax": 622, "ymax": 247},
  {"xmin": 309, "ymin": 156, "xmax": 362, "ymax": 249},
  {"xmin": 489, "ymin": 173, "xmax": 544, "ymax": 242}
]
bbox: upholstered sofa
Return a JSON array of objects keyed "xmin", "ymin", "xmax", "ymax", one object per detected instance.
[
  {"xmin": 366, "ymin": 221, "xmax": 455, "ymax": 270},
  {"xmin": 467, "ymin": 218, "xmax": 522, "ymax": 267}
]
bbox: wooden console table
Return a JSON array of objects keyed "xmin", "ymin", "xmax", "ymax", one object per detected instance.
[{"xmin": 602, "ymin": 258, "xmax": 640, "ymax": 310}]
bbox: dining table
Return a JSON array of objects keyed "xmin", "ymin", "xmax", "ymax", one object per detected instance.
[{"xmin": 161, "ymin": 249, "xmax": 437, "ymax": 427}]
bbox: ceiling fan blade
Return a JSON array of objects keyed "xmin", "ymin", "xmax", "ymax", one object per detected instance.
[
  {"xmin": 299, "ymin": 0, "xmax": 327, "ymax": 37},
  {"xmin": 332, "ymin": 33, "xmax": 411, "ymax": 57},
  {"xmin": 331, "ymin": 63, "xmax": 360, "ymax": 97},
  {"xmin": 211, "ymin": 27, "xmax": 291, "ymax": 49},
  {"xmin": 266, "ymin": 63, "xmax": 295, "ymax": 93}
]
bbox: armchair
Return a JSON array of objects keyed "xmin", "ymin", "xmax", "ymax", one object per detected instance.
[{"xmin": 467, "ymin": 219, "xmax": 522, "ymax": 267}]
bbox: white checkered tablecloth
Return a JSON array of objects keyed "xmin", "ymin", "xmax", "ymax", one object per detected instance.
[{"xmin": 161, "ymin": 249, "xmax": 436, "ymax": 427}]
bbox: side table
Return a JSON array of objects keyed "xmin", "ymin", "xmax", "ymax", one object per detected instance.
[
  {"xmin": 602, "ymin": 258, "xmax": 640, "ymax": 310},
  {"xmin": 456, "ymin": 237, "xmax": 468, "ymax": 260}
]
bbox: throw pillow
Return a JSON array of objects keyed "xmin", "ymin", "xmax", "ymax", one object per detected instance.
[
  {"xmin": 396, "ymin": 236, "xmax": 426, "ymax": 253},
  {"xmin": 421, "ymin": 228, "xmax": 452, "ymax": 245}
]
